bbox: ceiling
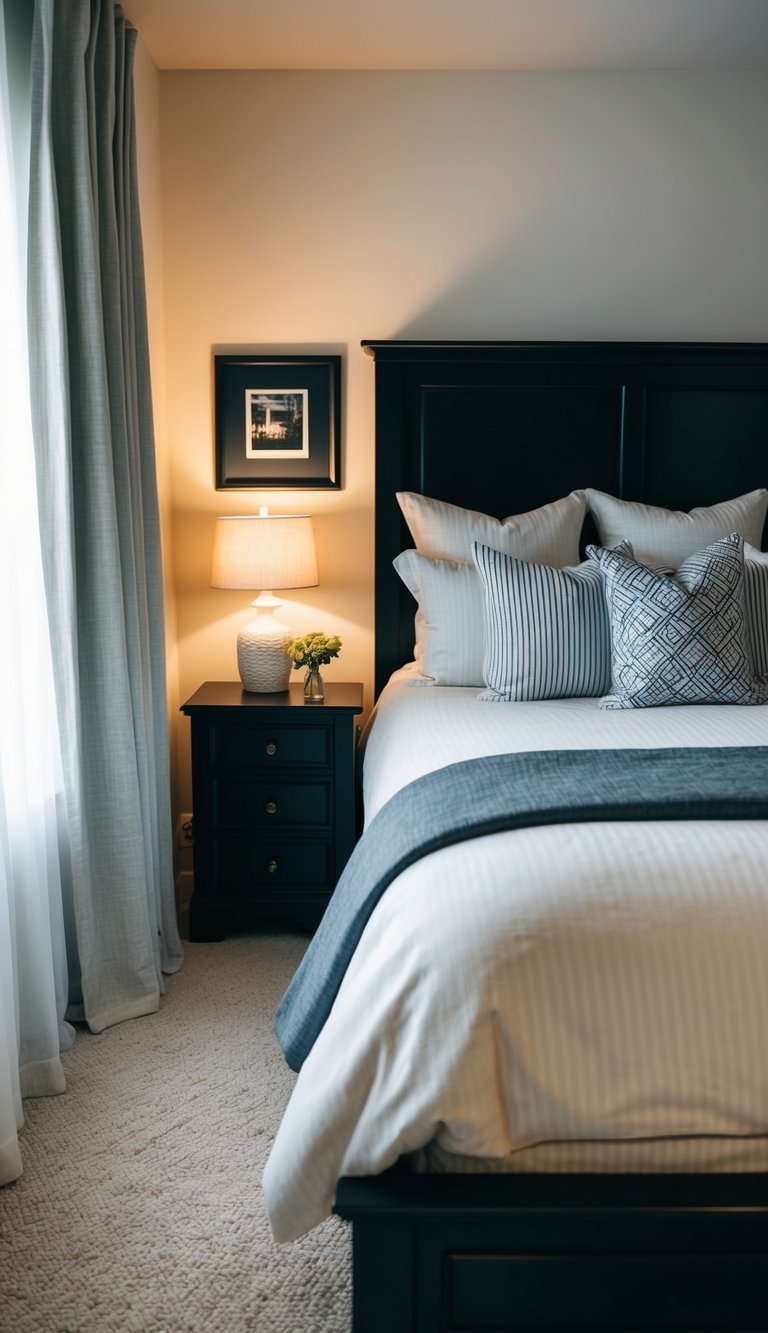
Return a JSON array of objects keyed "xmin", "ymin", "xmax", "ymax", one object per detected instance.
[{"xmin": 120, "ymin": 0, "xmax": 768, "ymax": 71}]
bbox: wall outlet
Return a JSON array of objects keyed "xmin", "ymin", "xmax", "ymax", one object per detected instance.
[{"xmin": 177, "ymin": 813, "xmax": 194, "ymax": 846}]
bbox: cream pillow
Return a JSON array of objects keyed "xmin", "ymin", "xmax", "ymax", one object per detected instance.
[
  {"xmin": 586, "ymin": 488, "xmax": 768, "ymax": 567},
  {"xmin": 397, "ymin": 490, "xmax": 587, "ymax": 567},
  {"xmin": 393, "ymin": 550, "xmax": 485, "ymax": 686}
]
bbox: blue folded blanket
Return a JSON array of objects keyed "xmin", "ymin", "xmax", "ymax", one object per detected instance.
[{"xmin": 274, "ymin": 746, "xmax": 768, "ymax": 1071}]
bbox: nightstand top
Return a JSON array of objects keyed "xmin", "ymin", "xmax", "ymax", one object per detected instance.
[{"xmin": 180, "ymin": 680, "xmax": 364, "ymax": 714}]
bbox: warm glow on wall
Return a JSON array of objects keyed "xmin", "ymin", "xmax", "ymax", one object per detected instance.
[{"xmin": 210, "ymin": 510, "xmax": 318, "ymax": 692}]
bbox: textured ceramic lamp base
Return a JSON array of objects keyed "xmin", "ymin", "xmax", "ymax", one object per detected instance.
[{"xmin": 237, "ymin": 611, "xmax": 291, "ymax": 692}]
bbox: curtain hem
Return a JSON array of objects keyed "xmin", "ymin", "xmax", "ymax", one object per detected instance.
[
  {"xmin": 0, "ymin": 1134, "xmax": 23, "ymax": 1186},
  {"xmin": 82, "ymin": 991, "xmax": 161, "ymax": 1036},
  {"xmin": 18, "ymin": 1054, "xmax": 66, "ymax": 1098}
]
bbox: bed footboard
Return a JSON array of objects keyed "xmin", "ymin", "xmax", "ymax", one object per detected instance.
[{"xmin": 334, "ymin": 1168, "xmax": 768, "ymax": 1332}]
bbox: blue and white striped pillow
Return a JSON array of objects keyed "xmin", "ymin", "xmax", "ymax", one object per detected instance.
[
  {"xmin": 744, "ymin": 543, "xmax": 768, "ymax": 677},
  {"xmin": 471, "ymin": 541, "xmax": 628, "ymax": 701}
]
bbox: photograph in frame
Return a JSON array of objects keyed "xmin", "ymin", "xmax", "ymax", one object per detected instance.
[
  {"xmin": 215, "ymin": 353, "xmax": 341, "ymax": 489},
  {"xmin": 245, "ymin": 389, "xmax": 309, "ymax": 459}
]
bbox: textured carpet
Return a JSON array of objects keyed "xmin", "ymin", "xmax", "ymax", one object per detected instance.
[{"xmin": 0, "ymin": 935, "xmax": 352, "ymax": 1333}]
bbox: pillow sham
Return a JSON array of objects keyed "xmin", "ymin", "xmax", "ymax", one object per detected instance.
[
  {"xmin": 471, "ymin": 541, "xmax": 631, "ymax": 702},
  {"xmin": 397, "ymin": 490, "xmax": 586, "ymax": 566},
  {"xmin": 586, "ymin": 488, "xmax": 768, "ymax": 567},
  {"xmin": 587, "ymin": 533, "xmax": 768, "ymax": 709},
  {"xmin": 744, "ymin": 542, "xmax": 768, "ymax": 677},
  {"xmin": 393, "ymin": 550, "xmax": 485, "ymax": 686}
]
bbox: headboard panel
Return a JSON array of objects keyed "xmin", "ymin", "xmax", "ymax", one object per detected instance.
[{"xmin": 366, "ymin": 340, "xmax": 768, "ymax": 696}]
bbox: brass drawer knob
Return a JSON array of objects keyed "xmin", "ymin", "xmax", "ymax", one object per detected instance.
[
  {"xmin": 265, "ymin": 741, "xmax": 278, "ymax": 757},
  {"xmin": 266, "ymin": 858, "xmax": 279, "ymax": 875},
  {"xmin": 265, "ymin": 800, "xmax": 277, "ymax": 816}
]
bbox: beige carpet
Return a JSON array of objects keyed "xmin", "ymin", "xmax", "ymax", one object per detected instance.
[{"xmin": 0, "ymin": 935, "xmax": 351, "ymax": 1333}]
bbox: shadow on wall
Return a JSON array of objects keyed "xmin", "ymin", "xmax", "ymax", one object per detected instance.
[
  {"xmin": 391, "ymin": 211, "xmax": 752, "ymax": 344},
  {"xmin": 174, "ymin": 505, "xmax": 372, "ymax": 616}
]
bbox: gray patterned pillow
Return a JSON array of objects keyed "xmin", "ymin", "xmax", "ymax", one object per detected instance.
[{"xmin": 587, "ymin": 533, "xmax": 768, "ymax": 709}]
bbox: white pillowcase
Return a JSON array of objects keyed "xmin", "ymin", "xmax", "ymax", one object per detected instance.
[
  {"xmin": 397, "ymin": 490, "xmax": 587, "ymax": 565},
  {"xmin": 395, "ymin": 490, "xmax": 588, "ymax": 673},
  {"xmin": 393, "ymin": 550, "xmax": 485, "ymax": 686},
  {"xmin": 586, "ymin": 488, "xmax": 768, "ymax": 567}
]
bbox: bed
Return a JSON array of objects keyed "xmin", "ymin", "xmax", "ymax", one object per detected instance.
[{"xmin": 263, "ymin": 340, "xmax": 768, "ymax": 1332}]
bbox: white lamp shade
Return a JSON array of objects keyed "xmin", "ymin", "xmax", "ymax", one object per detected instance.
[
  {"xmin": 210, "ymin": 514, "xmax": 318, "ymax": 591},
  {"xmin": 211, "ymin": 512, "xmax": 318, "ymax": 693}
]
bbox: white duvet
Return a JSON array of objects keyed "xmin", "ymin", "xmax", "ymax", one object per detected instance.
[{"xmin": 262, "ymin": 669, "xmax": 768, "ymax": 1242}]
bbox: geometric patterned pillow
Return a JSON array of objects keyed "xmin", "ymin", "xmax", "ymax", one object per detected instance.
[{"xmin": 586, "ymin": 533, "xmax": 768, "ymax": 709}]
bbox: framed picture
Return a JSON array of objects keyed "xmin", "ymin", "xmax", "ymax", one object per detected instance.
[{"xmin": 214, "ymin": 353, "xmax": 341, "ymax": 489}]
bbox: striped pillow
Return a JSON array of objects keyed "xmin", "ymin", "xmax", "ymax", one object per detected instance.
[
  {"xmin": 471, "ymin": 541, "xmax": 627, "ymax": 701},
  {"xmin": 744, "ymin": 543, "xmax": 768, "ymax": 677}
]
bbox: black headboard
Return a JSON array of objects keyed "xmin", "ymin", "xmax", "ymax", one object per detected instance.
[{"xmin": 365, "ymin": 340, "xmax": 768, "ymax": 697}]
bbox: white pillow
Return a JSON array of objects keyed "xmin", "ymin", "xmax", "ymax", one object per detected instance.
[
  {"xmin": 586, "ymin": 488, "xmax": 768, "ymax": 567},
  {"xmin": 397, "ymin": 490, "xmax": 587, "ymax": 566},
  {"xmin": 471, "ymin": 542, "xmax": 630, "ymax": 702},
  {"xmin": 393, "ymin": 550, "xmax": 485, "ymax": 686}
]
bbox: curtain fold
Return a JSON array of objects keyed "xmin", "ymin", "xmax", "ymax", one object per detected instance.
[
  {"xmin": 2, "ymin": 0, "xmax": 179, "ymax": 1185},
  {"xmin": 0, "ymin": 0, "xmax": 73, "ymax": 1187},
  {"xmin": 27, "ymin": 0, "xmax": 181, "ymax": 1034}
]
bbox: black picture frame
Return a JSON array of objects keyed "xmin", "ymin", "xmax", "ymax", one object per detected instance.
[{"xmin": 214, "ymin": 353, "xmax": 341, "ymax": 490}]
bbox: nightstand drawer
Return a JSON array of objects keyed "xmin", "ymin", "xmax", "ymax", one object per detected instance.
[
  {"xmin": 212, "ymin": 722, "xmax": 330, "ymax": 768},
  {"xmin": 181, "ymin": 681, "xmax": 363, "ymax": 939},
  {"xmin": 214, "ymin": 778, "xmax": 330, "ymax": 828},
  {"xmin": 213, "ymin": 838, "xmax": 331, "ymax": 890}
]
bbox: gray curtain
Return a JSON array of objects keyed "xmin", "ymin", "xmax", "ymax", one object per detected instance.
[{"xmin": 27, "ymin": 0, "xmax": 182, "ymax": 1032}]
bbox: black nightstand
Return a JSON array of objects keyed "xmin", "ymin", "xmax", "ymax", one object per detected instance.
[{"xmin": 180, "ymin": 681, "xmax": 364, "ymax": 941}]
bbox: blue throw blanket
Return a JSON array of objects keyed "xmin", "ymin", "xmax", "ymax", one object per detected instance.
[{"xmin": 275, "ymin": 746, "xmax": 768, "ymax": 1071}]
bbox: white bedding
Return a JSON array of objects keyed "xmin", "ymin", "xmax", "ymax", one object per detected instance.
[{"xmin": 262, "ymin": 669, "xmax": 768, "ymax": 1242}]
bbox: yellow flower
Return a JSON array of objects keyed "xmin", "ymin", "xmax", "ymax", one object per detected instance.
[{"xmin": 287, "ymin": 631, "xmax": 343, "ymax": 671}]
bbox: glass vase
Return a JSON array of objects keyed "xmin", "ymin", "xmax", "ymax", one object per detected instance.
[{"xmin": 303, "ymin": 665, "xmax": 324, "ymax": 704}]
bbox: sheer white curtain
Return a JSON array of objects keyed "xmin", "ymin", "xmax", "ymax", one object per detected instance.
[{"xmin": 0, "ymin": 0, "xmax": 73, "ymax": 1187}]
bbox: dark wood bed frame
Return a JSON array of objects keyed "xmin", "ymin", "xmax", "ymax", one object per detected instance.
[{"xmin": 333, "ymin": 340, "xmax": 768, "ymax": 1332}]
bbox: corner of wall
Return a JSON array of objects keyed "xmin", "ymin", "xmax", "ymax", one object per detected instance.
[{"xmin": 131, "ymin": 35, "xmax": 185, "ymax": 902}]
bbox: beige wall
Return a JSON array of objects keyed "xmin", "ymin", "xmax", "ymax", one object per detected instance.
[
  {"xmin": 142, "ymin": 67, "xmax": 768, "ymax": 820},
  {"xmin": 132, "ymin": 39, "xmax": 180, "ymax": 790}
]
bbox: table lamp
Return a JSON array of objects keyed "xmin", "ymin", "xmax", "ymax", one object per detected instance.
[{"xmin": 211, "ymin": 509, "xmax": 318, "ymax": 692}]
